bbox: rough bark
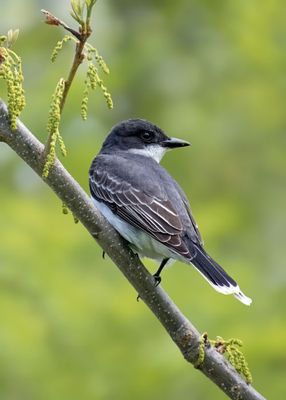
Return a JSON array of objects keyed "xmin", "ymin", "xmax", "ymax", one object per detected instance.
[{"xmin": 0, "ymin": 100, "xmax": 265, "ymax": 400}]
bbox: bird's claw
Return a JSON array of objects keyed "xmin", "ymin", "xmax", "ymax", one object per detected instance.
[{"xmin": 153, "ymin": 274, "xmax": 161, "ymax": 287}]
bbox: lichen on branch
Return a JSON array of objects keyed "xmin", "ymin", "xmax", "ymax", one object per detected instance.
[
  {"xmin": 50, "ymin": 35, "xmax": 75, "ymax": 62},
  {"xmin": 195, "ymin": 333, "xmax": 253, "ymax": 384},
  {"xmin": 81, "ymin": 45, "xmax": 113, "ymax": 120},
  {"xmin": 42, "ymin": 78, "xmax": 66, "ymax": 178},
  {"xmin": 209, "ymin": 336, "xmax": 253, "ymax": 384},
  {"xmin": 42, "ymin": 0, "xmax": 113, "ymax": 177},
  {"xmin": 0, "ymin": 30, "xmax": 25, "ymax": 130}
]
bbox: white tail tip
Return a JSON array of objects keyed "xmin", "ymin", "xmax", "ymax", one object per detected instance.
[{"xmin": 234, "ymin": 291, "xmax": 252, "ymax": 306}]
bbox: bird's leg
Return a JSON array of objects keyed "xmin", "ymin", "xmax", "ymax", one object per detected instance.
[
  {"xmin": 153, "ymin": 258, "xmax": 169, "ymax": 287},
  {"xmin": 102, "ymin": 251, "xmax": 105, "ymax": 259},
  {"xmin": 136, "ymin": 258, "xmax": 170, "ymax": 302}
]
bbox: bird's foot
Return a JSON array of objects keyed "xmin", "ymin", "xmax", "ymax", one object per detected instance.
[{"xmin": 153, "ymin": 274, "xmax": 161, "ymax": 287}]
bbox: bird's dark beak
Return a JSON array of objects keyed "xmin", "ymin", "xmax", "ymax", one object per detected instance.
[{"xmin": 162, "ymin": 137, "xmax": 191, "ymax": 149}]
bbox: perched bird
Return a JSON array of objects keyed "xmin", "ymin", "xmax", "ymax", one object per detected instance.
[{"xmin": 89, "ymin": 119, "xmax": 252, "ymax": 305}]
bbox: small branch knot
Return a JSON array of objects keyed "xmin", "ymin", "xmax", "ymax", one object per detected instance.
[{"xmin": 194, "ymin": 332, "xmax": 208, "ymax": 369}]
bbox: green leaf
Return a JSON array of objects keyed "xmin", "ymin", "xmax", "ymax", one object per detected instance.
[
  {"xmin": 6, "ymin": 29, "xmax": 19, "ymax": 47},
  {"xmin": 70, "ymin": 11, "xmax": 83, "ymax": 25},
  {"xmin": 71, "ymin": 0, "xmax": 83, "ymax": 20}
]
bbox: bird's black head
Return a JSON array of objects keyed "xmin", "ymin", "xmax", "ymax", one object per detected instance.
[{"xmin": 100, "ymin": 119, "xmax": 190, "ymax": 162}]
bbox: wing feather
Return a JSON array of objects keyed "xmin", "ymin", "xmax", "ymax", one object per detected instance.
[{"xmin": 90, "ymin": 168, "xmax": 191, "ymax": 258}]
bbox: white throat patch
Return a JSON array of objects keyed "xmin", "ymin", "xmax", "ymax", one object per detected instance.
[{"xmin": 128, "ymin": 145, "xmax": 167, "ymax": 163}]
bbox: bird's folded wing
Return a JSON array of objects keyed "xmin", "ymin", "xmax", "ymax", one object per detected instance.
[{"xmin": 90, "ymin": 168, "xmax": 191, "ymax": 257}]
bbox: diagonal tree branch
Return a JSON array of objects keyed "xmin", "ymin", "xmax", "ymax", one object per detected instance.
[{"xmin": 0, "ymin": 100, "xmax": 265, "ymax": 400}]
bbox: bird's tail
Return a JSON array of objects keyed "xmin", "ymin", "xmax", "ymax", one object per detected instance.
[{"xmin": 190, "ymin": 245, "xmax": 252, "ymax": 306}]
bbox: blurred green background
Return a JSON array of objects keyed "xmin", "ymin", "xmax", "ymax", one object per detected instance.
[{"xmin": 0, "ymin": 0, "xmax": 285, "ymax": 398}]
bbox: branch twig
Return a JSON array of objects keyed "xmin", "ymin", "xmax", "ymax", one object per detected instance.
[
  {"xmin": 41, "ymin": 9, "xmax": 81, "ymax": 40},
  {"xmin": 41, "ymin": 9, "xmax": 92, "ymax": 159},
  {"xmin": 0, "ymin": 100, "xmax": 265, "ymax": 400}
]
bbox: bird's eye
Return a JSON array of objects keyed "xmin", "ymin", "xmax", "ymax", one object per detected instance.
[{"xmin": 141, "ymin": 131, "xmax": 153, "ymax": 141}]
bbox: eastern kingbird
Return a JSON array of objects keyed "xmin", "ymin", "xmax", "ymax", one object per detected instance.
[{"xmin": 89, "ymin": 119, "xmax": 252, "ymax": 305}]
